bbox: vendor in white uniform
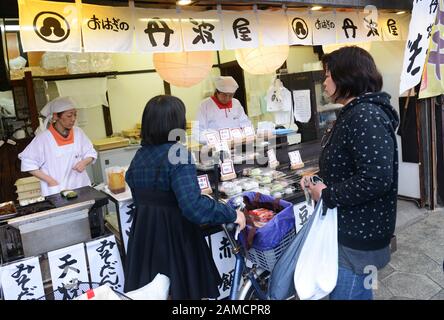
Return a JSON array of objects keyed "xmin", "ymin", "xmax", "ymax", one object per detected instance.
[
  {"xmin": 195, "ymin": 76, "xmax": 252, "ymax": 144},
  {"xmin": 19, "ymin": 96, "xmax": 97, "ymax": 196}
]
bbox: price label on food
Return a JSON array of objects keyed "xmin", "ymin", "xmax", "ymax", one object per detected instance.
[
  {"xmin": 267, "ymin": 149, "xmax": 277, "ymax": 163},
  {"xmin": 219, "ymin": 128, "xmax": 231, "ymax": 141},
  {"xmin": 205, "ymin": 132, "xmax": 220, "ymax": 146},
  {"xmin": 243, "ymin": 126, "xmax": 255, "ymax": 137},
  {"xmin": 230, "ymin": 128, "xmax": 243, "ymax": 140},
  {"xmin": 221, "ymin": 160, "xmax": 235, "ymax": 175},
  {"xmin": 289, "ymin": 150, "xmax": 303, "ymax": 165},
  {"xmin": 197, "ymin": 174, "xmax": 210, "ymax": 190}
]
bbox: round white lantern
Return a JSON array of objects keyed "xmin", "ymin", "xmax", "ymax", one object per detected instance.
[
  {"xmin": 235, "ymin": 45, "xmax": 289, "ymax": 75},
  {"xmin": 153, "ymin": 51, "xmax": 214, "ymax": 88}
]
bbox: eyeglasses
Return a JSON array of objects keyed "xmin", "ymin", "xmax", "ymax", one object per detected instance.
[{"xmin": 217, "ymin": 91, "xmax": 234, "ymax": 98}]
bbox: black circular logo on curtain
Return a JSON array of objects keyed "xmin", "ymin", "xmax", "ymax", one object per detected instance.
[
  {"xmin": 291, "ymin": 17, "xmax": 308, "ymax": 40},
  {"xmin": 33, "ymin": 11, "xmax": 70, "ymax": 43}
]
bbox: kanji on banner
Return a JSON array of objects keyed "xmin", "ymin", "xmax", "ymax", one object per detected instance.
[
  {"xmin": 287, "ymin": 10, "xmax": 313, "ymax": 46},
  {"xmin": 400, "ymin": 0, "xmax": 439, "ymax": 95},
  {"xmin": 48, "ymin": 243, "xmax": 89, "ymax": 300},
  {"xmin": 221, "ymin": 10, "xmax": 259, "ymax": 49},
  {"xmin": 135, "ymin": 8, "xmax": 183, "ymax": 53},
  {"xmin": 379, "ymin": 13, "xmax": 405, "ymax": 41},
  {"xmin": 81, "ymin": 4, "xmax": 133, "ymax": 53},
  {"xmin": 181, "ymin": 10, "xmax": 223, "ymax": 52},
  {"xmin": 293, "ymin": 201, "xmax": 314, "ymax": 234},
  {"xmin": 336, "ymin": 12, "xmax": 366, "ymax": 44},
  {"xmin": 86, "ymin": 235, "xmax": 125, "ymax": 293},
  {"xmin": 19, "ymin": 0, "xmax": 82, "ymax": 52},
  {"xmin": 312, "ymin": 11, "xmax": 337, "ymax": 45},
  {"xmin": 0, "ymin": 257, "xmax": 45, "ymax": 300},
  {"xmin": 117, "ymin": 200, "xmax": 135, "ymax": 253},
  {"xmin": 257, "ymin": 9, "xmax": 289, "ymax": 46},
  {"xmin": 420, "ymin": 0, "xmax": 444, "ymax": 99},
  {"xmin": 359, "ymin": 9, "xmax": 382, "ymax": 42}
]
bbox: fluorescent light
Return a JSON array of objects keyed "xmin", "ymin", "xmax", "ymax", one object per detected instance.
[
  {"xmin": 5, "ymin": 25, "xmax": 20, "ymax": 31},
  {"xmin": 311, "ymin": 6, "xmax": 323, "ymax": 11},
  {"xmin": 177, "ymin": 0, "xmax": 192, "ymax": 5},
  {"xmin": 396, "ymin": 11, "xmax": 406, "ymax": 15}
]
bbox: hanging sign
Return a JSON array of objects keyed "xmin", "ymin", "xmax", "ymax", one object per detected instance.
[
  {"xmin": 379, "ymin": 13, "xmax": 404, "ymax": 41},
  {"xmin": 135, "ymin": 8, "xmax": 183, "ymax": 53},
  {"xmin": 81, "ymin": 4, "xmax": 133, "ymax": 53},
  {"xmin": 48, "ymin": 243, "xmax": 89, "ymax": 300},
  {"xmin": 287, "ymin": 10, "xmax": 313, "ymax": 46},
  {"xmin": 400, "ymin": 0, "xmax": 439, "ymax": 95},
  {"xmin": 293, "ymin": 201, "xmax": 314, "ymax": 234},
  {"xmin": 86, "ymin": 235, "xmax": 125, "ymax": 293},
  {"xmin": 18, "ymin": 0, "xmax": 82, "ymax": 52},
  {"xmin": 312, "ymin": 11, "xmax": 337, "ymax": 45},
  {"xmin": 257, "ymin": 9, "xmax": 289, "ymax": 46},
  {"xmin": 0, "ymin": 257, "xmax": 45, "ymax": 300},
  {"xmin": 181, "ymin": 10, "xmax": 223, "ymax": 51},
  {"xmin": 336, "ymin": 12, "xmax": 366, "ymax": 43},
  {"xmin": 221, "ymin": 10, "xmax": 259, "ymax": 49},
  {"xmin": 117, "ymin": 200, "xmax": 135, "ymax": 254},
  {"xmin": 360, "ymin": 7, "xmax": 382, "ymax": 42}
]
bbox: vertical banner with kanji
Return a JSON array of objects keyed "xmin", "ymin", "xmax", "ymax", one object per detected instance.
[
  {"xmin": 400, "ymin": 0, "xmax": 439, "ymax": 95},
  {"xmin": 379, "ymin": 13, "xmax": 405, "ymax": 41},
  {"xmin": 0, "ymin": 257, "xmax": 45, "ymax": 300},
  {"xmin": 293, "ymin": 201, "xmax": 315, "ymax": 234},
  {"xmin": 181, "ymin": 10, "xmax": 223, "ymax": 51},
  {"xmin": 135, "ymin": 8, "xmax": 183, "ymax": 53},
  {"xmin": 221, "ymin": 10, "xmax": 259, "ymax": 49},
  {"xmin": 19, "ymin": 0, "xmax": 82, "ymax": 52},
  {"xmin": 86, "ymin": 235, "xmax": 125, "ymax": 293},
  {"xmin": 359, "ymin": 6, "xmax": 382, "ymax": 42},
  {"xmin": 48, "ymin": 243, "xmax": 89, "ymax": 300},
  {"xmin": 420, "ymin": 0, "xmax": 444, "ymax": 99},
  {"xmin": 81, "ymin": 4, "xmax": 133, "ymax": 52},
  {"xmin": 118, "ymin": 200, "xmax": 135, "ymax": 254}
]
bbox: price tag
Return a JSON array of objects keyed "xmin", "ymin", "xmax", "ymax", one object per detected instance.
[
  {"xmin": 219, "ymin": 128, "xmax": 231, "ymax": 141},
  {"xmin": 205, "ymin": 132, "xmax": 220, "ymax": 146},
  {"xmin": 289, "ymin": 150, "xmax": 303, "ymax": 165},
  {"xmin": 267, "ymin": 149, "xmax": 277, "ymax": 163},
  {"xmin": 243, "ymin": 126, "xmax": 255, "ymax": 137},
  {"xmin": 221, "ymin": 160, "xmax": 235, "ymax": 175},
  {"xmin": 230, "ymin": 128, "xmax": 243, "ymax": 140},
  {"xmin": 197, "ymin": 174, "xmax": 210, "ymax": 190}
]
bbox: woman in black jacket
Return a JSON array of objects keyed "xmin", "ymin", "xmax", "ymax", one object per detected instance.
[{"xmin": 302, "ymin": 46, "xmax": 399, "ymax": 300}]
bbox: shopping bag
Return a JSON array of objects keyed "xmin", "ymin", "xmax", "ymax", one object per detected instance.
[
  {"xmin": 267, "ymin": 200, "xmax": 319, "ymax": 300},
  {"xmin": 293, "ymin": 200, "xmax": 338, "ymax": 300}
]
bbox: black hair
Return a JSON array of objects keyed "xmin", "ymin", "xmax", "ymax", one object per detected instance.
[
  {"xmin": 141, "ymin": 95, "xmax": 186, "ymax": 145},
  {"xmin": 321, "ymin": 46, "xmax": 383, "ymax": 102}
]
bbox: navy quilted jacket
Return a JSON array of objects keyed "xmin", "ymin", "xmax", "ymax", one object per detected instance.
[{"xmin": 319, "ymin": 92, "xmax": 399, "ymax": 250}]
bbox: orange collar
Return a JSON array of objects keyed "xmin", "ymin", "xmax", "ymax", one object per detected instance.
[{"xmin": 49, "ymin": 125, "xmax": 74, "ymax": 146}]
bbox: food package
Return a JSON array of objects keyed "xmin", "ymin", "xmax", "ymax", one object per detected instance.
[
  {"xmin": 67, "ymin": 53, "xmax": 91, "ymax": 74},
  {"xmin": 247, "ymin": 208, "xmax": 275, "ymax": 228},
  {"xmin": 0, "ymin": 201, "xmax": 16, "ymax": 215},
  {"xmin": 41, "ymin": 52, "xmax": 68, "ymax": 70}
]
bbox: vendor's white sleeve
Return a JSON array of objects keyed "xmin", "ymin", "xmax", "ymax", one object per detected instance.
[
  {"xmin": 77, "ymin": 127, "xmax": 98, "ymax": 163},
  {"xmin": 193, "ymin": 102, "xmax": 209, "ymax": 144},
  {"xmin": 18, "ymin": 137, "xmax": 44, "ymax": 171},
  {"xmin": 237, "ymin": 105, "xmax": 252, "ymax": 128}
]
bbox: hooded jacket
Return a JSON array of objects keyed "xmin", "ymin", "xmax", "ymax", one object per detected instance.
[{"xmin": 319, "ymin": 92, "xmax": 399, "ymax": 250}]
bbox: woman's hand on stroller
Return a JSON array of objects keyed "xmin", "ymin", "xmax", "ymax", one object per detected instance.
[{"xmin": 234, "ymin": 209, "xmax": 246, "ymax": 231}]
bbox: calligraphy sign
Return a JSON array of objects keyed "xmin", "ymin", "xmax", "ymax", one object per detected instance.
[
  {"xmin": 181, "ymin": 10, "xmax": 223, "ymax": 51},
  {"xmin": 48, "ymin": 243, "xmax": 89, "ymax": 300},
  {"xmin": 221, "ymin": 11, "xmax": 259, "ymax": 49},
  {"xmin": 19, "ymin": 0, "xmax": 81, "ymax": 52},
  {"xmin": 336, "ymin": 12, "xmax": 365, "ymax": 43},
  {"xmin": 117, "ymin": 200, "xmax": 135, "ymax": 254},
  {"xmin": 135, "ymin": 8, "xmax": 183, "ymax": 53},
  {"xmin": 257, "ymin": 9, "xmax": 289, "ymax": 46},
  {"xmin": 86, "ymin": 235, "xmax": 125, "ymax": 293},
  {"xmin": 293, "ymin": 201, "xmax": 314, "ymax": 233},
  {"xmin": 81, "ymin": 4, "xmax": 133, "ymax": 52},
  {"xmin": 0, "ymin": 257, "xmax": 45, "ymax": 300},
  {"xmin": 312, "ymin": 11, "xmax": 337, "ymax": 45},
  {"xmin": 379, "ymin": 13, "xmax": 404, "ymax": 41},
  {"xmin": 287, "ymin": 11, "xmax": 313, "ymax": 46}
]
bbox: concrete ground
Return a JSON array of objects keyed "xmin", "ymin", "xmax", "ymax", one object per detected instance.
[{"xmin": 374, "ymin": 199, "xmax": 444, "ymax": 300}]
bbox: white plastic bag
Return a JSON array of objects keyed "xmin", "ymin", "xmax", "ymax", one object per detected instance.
[
  {"xmin": 293, "ymin": 201, "xmax": 338, "ymax": 300},
  {"xmin": 126, "ymin": 273, "xmax": 170, "ymax": 300}
]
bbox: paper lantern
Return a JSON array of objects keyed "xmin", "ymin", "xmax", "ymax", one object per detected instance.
[
  {"xmin": 153, "ymin": 51, "xmax": 214, "ymax": 88},
  {"xmin": 235, "ymin": 45, "xmax": 289, "ymax": 75}
]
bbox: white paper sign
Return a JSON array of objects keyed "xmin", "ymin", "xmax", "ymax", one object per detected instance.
[
  {"xmin": 86, "ymin": 235, "xmax": 125, "ymax": 293},
  {"xmin": 118, "ymin": 200, "xmax": 134, "ymax": 254},
  {"xmin": 287, "ymin": 11, "xmax": 313, "ymax": 45},
  {"xmin": 221, "ymin": 11, "xmax": 259, "ymax": 49},
  {"xmin": 400, "ymin": 0, "xmax": 438, "ymax": 94},
  {"xmin": 336, "ymin": 12, "xmax": 365, "ymax": 43},
  {"xmin": 379, "ymin": 13, "xmax": 405, "ymax": 41},
  {"xmin": 81, "ymin": 4, "xmax": 133, "ymax": 52},
  {"xmin": 197, "ymin": 174, "xmax": 211, "ymax": 190},
  {"xmin": 19, "ymin": 0, "xmax": 82, "ymax": 52},
  {"xmin": 267, "ymin": 149, "xmax": 277, "ymax": 163},
  {"xmin": 181, "ymin": 10, "xmax": 223, "ymax": 51},
  {"xmin": 243, "ymin": 126, "xmax": 255, "ymax": 137},
  {"xmin": 135, "ymin": 8, "xmax": 183, "ymax": 53},
  {"xmin": 230, "ymin": 128, "xmax": 244, "ymax": 140},
  {"xmin": 205, "ymin": 132, "xmax": 220, "ymax": 146},
  {"xmin": 206, "ymin": 231, "xmax": 236, "ymax": 299},
  {"xmin": 293, "ymin": 201, "xmax": 314, "ymax": 234},
  {"xmin": 221, "ymin": 160, "xmax": 235, "ymax": 175},
  {"xmin": 257, "ymin": 9, "xmax": 289, "ymax": 46},
  {"xmin": 359, "ymin": 10, "xmax": 382, "ymax": 42},
  {"xmin": 293, "ymin": 89, "xmax": 312, "ymax": 123},
  {"xmin": 48, "ymin": 243, "xmax": 89, "ymax": 300},
  {"xmin": 312, "ymin": 12, "xmax": 337, "ymax": 45},
  {"xmin": 219, "ymin": 128, "xmax": 231, "ymax": 141},
  {"xmin": 0, "ymin": 257, "xmax": 45, "ymax": 300},
  {"xmin": 289, "ymin": 150, "xmax": 303, "ymax": 165}
]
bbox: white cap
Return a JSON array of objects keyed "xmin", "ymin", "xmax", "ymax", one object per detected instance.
[
  {"xmin": 40, "ymin": 96, "xmax": 76, "ymax": 130},
  {"xmin": 214, "ymin": 76, "xmax": 239, "ymax": 93}
]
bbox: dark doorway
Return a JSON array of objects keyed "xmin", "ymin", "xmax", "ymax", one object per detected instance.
[{"xmin": 219, "ymin": 60, "xmax": 247, "ymax": 115}]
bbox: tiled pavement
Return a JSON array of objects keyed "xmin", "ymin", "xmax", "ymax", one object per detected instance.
[{"xmin": 374, "ymin": 200, "xmax": 444, "ymax": 300}]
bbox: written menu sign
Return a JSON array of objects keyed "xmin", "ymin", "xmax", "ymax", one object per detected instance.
[{"xmin": 19, "ymin": 0, "xmax": 411, "ymax": 53}]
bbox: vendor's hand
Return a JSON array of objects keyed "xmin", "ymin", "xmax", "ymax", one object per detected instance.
[
  {"xmin": 234, "ymin": 209, "xmax": 246, "ymax": 231},
  {"xmin": 73, "ymin": 159, "xmax": 88, "ymax": 173},
  {"xmin": 47, "ymin": 178, "xmax": 59, "ymax": 187},
  {"xmin": 306, "ymin": 181, "xmax": 327, "ymax": 202}
]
